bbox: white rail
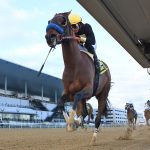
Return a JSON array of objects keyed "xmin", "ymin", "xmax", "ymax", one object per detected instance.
[{"xmin": 0, "ymin": 122, "xmax": 128, "ymax": 129}]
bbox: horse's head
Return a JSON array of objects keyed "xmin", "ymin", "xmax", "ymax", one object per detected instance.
[{"xmin": 45, "ymin": 11, "xmax": 72, "ymax": 48}]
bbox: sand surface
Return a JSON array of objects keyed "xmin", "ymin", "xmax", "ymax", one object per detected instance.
[{"xmin": 0, "ymin": 126, "xmax": 149, "ymax": 150}]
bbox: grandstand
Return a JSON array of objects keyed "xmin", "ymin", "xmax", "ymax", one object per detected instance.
[
  {"xmin": 0, "ymin": 59, "xmax": 64, "ymax": 123},
  {"xmin": 0, "ymin": 59, "xmax": 145, "ymax": 127}
]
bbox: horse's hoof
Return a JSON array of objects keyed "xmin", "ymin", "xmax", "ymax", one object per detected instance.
[
  {"xmin": 90, "ymin": 137, "xmax": 96, "ymax": 145},
  {"xmin": 90, "ymin": 132, "xmax": 97, "ymax": 145}
]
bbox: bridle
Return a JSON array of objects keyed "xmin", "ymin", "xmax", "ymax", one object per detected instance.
[
  {"xmin": 38, "ymin": 13, "xmax": 77, "ymax": 76},
  {"xmin": 45, "ymin": 14, "xmax": 77, "ymax": 48}
]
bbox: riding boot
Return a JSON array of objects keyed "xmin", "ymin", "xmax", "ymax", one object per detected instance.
[
  {"xmin": 87, "ymin": 47, "xmax": 101, "ymax": 73},
  {"xmin": 93, "ymin": 54, "xmax": 101, "ymax": 73}
]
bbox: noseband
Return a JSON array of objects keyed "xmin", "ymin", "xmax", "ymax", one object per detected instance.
[{"xmin": 45, "ymin": 14, "xmax": 76, "ymax": 47}]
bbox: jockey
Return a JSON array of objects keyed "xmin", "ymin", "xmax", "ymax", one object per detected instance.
[
  {"xmin": 68, "ymin": 13, "xmax": 100, "ymax": 73},
  {"xmin": 145, "ymin": 100, "xmax": 150, "ymax": 110},
  {"xmin": 130, "ymin": 103, "xmax": 134, "ymax": 110}
]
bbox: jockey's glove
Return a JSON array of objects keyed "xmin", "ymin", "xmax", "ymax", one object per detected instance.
[{"xmin": 80, "ymin": 36, "xmax": 86, "ymax": 43}]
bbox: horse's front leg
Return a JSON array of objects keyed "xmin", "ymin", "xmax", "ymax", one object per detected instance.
[
  {"xmin": 128, "ymin": 120, "xmax": 132, "ymax": 129},
  {"xmin": 67, "ymin": 87, "xmax": 92, "ymax": 130},
  {"xmin": 58, "ymin": 92, "xmax": 70, "ymax": 112},
  {"xmin": 91, "ymin": 88, "xmax": 109, "ymax": 145},
  {"xmin": 91, "ymin": 103, "xmax": 102, "ymax": 145}
]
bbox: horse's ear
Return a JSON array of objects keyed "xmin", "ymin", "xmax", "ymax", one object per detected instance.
[
  {"xmin": 66, "ymin": 10, "xmax": 71, "ymax": 16},
  {"xmin": 63, "ymin": 111, "xmax": 69, "ymax": 123},
  {"xmin": 68, "ymin": 10, "xmax": 72, "ymax": 14}
]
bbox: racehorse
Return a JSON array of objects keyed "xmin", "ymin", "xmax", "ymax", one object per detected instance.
[
  {"xmin": 45, "ymin": 11, "xmax": 111, "ymax": 144},
  {"xmin": 125, "ymin": 103, "xmax": 137, "ymax": 130},
  {"xmin": 144, "ymin": 109, "xmax": 150, "ymax": 126}
]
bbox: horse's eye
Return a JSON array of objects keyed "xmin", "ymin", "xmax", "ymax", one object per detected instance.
[{"xmin": 61, "ymin": 20, "xmax": 67, "ymax": 26}]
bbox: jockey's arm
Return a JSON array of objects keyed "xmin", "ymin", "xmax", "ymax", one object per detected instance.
[
  {"xmin": 83, "ymin": 23, "xmax": 96, "ymax": 45},
  {"xmin": 74, "ymin": 23, "xmax": 95, "ymax": 45},
  {"xmin": 79, "ymin": 35, "xmax": 86, "ymax": 43}
]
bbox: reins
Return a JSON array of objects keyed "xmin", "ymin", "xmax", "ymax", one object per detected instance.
[{"xmin": 62, "ymin": 36, "xmax": 77, "ymax": 40}]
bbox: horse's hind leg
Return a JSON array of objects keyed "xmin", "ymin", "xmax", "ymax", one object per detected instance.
[{"xmin": 91, "ymin": 85, "xmax": 110, "ymax": 145}]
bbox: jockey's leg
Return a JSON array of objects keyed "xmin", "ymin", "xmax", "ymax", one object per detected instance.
[{"xmin": 84, "ymin": 43, "xmax": 100, "ymax": 73}]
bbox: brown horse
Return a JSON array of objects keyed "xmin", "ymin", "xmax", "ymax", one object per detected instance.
[
  {"xmin": 45, "ymin": 11, "xmax": 111, "ymax": 144},
  {"xmin": 125, "ymin": 103, "xmax": 137, "ymax": 130},
  {"xmin": 144, "ymin": 109, "xmax": 150, "ymax": 126}
]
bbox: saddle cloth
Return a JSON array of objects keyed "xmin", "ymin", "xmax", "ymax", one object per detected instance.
[{"xmin": 79, "ymin": 45, "xmax": 108, "ymax": 75}]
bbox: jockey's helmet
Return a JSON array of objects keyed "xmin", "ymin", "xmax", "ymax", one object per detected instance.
[{"xmin": 68, "ymin": 14, "xmax": 82, "ymax": 24}]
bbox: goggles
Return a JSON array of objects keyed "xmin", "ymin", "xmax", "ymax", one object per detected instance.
[{"xmin": 71, "ymin": 24, "xmax": 79, "ymax": 29}]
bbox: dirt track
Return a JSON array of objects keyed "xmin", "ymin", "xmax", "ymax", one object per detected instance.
[{"xmin": 0, "ymin": 126, "xmax": 149, "ymax": 150}]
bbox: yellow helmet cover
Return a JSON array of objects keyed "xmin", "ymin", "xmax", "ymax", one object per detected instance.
[{"xmin": 68, "ymin": 14, "xmax": 82, "ymax": 24}]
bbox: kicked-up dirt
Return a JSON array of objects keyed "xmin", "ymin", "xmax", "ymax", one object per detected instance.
[{"xmin": 0, "ymin": 126, "xmax": 149, "ymax": 150}]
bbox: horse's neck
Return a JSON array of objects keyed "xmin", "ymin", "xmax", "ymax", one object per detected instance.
[{"xmin": 61, "ymin": 40, "xmax": 81, "ymax": 68}]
